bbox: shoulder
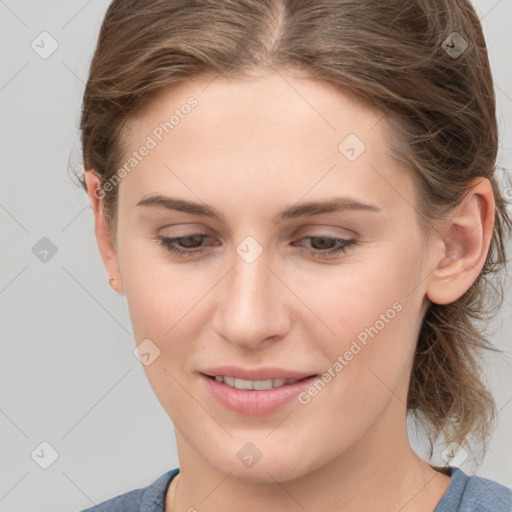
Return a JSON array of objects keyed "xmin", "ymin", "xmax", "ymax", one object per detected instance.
[
  {"xmin": 436, "ymin": 467, "xmax": 512, "ymax": 512},
  {"xmin": 80, "ymin": 468, "xmax": 179, "ymax": 512},
  {"xmin": 460, "ymin": 471, "xmax": 512, "ymax": 511}
]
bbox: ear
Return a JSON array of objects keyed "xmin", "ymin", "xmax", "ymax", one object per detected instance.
[
  {"xmin": 84, "ymin": 170, "xmax": 125, "ymax": 296},
  {"xmin": 426, "ymin": 177, "xmax": 495, "ymax": 305}
]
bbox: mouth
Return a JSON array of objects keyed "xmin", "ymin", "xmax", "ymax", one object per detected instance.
[
  {"xmin": 202, "ymin": 374, "xmax": 316, "ymax": 391},
  {"xmin": 200, "ymin": 372, "xmax": 319, "ymax": 415}
]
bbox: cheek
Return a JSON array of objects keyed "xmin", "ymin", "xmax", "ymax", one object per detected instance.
[
  {"xmin": 302, "ymin": 244, "xmax": 424, "ymax": 402},
  {"xmin": 120, "ymin": 244, "xmax": 213, "ymax": 410},
  {"xmin": 123, "ymin": 261, "xmax": 207, "ymax": 424},
  {"xmin": 121, "ymin": 238, "xmax": 210, "ymax": 336},
  {"xmin": 304, "ymin": 244, "xmax": 421, "ymax": 343}
]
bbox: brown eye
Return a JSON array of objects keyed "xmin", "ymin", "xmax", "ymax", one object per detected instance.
[
  {"xmin": 177, "ymin": 234, "xmax": 207, "ymax": 248},
  {"xmin": 296, "ymin": 236, "xmax": 356, "ymax": 259},
  {"xmin": 157, "ymin": 234, "xmax": 211, "ymax": 257}
]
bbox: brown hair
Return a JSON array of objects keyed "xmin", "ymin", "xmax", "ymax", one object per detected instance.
[{"xmin": 78, "ymin": 0, "xmax": 511, "ymax": 459}]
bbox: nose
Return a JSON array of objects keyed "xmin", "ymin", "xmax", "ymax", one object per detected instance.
[{"xmin": 212, "ymin": 240, "xmax": 291, "ymax": 350}]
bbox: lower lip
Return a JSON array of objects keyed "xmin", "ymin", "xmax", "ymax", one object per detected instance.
[{"xmin": 201, "ymin": 374, "xmax": 317, "ymax": 415}]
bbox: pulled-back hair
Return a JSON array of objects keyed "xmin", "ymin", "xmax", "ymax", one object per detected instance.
[{"xmin": 79, "ymin": 0, "xmax": 512, "ymax": 459}]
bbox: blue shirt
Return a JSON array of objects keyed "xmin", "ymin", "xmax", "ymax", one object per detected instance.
[{"xmin": 80, "ymin": 466, "xmax": 512, "ymax": 511}]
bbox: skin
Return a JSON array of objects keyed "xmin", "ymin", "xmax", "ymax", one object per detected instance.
[{"xmin": 84, "ymin": 70, "xmax": 495, "ymax": 512}]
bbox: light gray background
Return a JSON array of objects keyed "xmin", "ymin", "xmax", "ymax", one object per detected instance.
[{"xmin": 0, "ymin": 1, "xmax": 511, "ymax": 511}]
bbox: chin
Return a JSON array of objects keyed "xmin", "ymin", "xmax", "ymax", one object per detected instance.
[{"xmin": 202, "ymin": 440, "xmax": 316, "ymax": 484}]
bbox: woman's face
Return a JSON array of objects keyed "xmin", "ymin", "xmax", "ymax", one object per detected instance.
[{"xmin": 110, "ymin": 71, "xmax": 436, "ymax": 481}]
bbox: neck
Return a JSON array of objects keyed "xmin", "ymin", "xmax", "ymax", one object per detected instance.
[{"xmin": 166, "ymin": 412, "xmax": 451, "ymax": 512}]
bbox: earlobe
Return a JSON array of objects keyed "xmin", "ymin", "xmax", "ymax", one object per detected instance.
[
  {"xmin": 83, "ymin": 170, "xmax": 125, "ymax": 296},
  {"xmin": 426, "ymin": 178, "xmax": 495, "ymax": 305}
]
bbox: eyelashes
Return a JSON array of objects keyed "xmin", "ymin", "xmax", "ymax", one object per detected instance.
[{"xmin": 155, "ymin": 234, "xmax": 357, "ymax": 260}]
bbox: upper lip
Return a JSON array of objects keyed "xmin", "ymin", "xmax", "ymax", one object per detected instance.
[{"xmin": 201, "ymin": 366, "xmax": 316, "ymax": 381}]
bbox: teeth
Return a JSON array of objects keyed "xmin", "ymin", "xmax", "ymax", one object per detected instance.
[
  {"xmin": 213, "ymin": 376, "xmax": 300, "ymax": 390},
  {"xmin": 223, "ymin": 376, "xmax": 236, "ymax": 387}
]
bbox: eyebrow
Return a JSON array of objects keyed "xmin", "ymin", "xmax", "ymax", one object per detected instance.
[{"xmin": 136, "ymin": 194, "xmax": 382, "ymax": 224}]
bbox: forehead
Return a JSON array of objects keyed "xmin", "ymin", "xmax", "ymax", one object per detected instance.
[
  {"xmin": 119, "ymin": 71, "xmax": 415, "ymax": 217},
  {"xmin": 127, "ymin": 71, "xmax": 384, "ymax": 147}
]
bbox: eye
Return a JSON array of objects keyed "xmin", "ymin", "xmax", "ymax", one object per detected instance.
[
  {"xmin": 294, "ymin": 236, "xmax": 357, "ymax": 259},
  {"xmin": 156, "ymin": 234, "xmax": 212, "ymax": 257}
]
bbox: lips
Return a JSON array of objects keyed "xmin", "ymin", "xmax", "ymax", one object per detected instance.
[{"xmin": 201, "ymin": 373, "xmax": 318, "ymax": 415}]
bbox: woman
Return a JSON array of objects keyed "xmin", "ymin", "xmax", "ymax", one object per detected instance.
[{"xmin": 78, "ymin": 0, "xmax": 512, "ymax": 510}]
